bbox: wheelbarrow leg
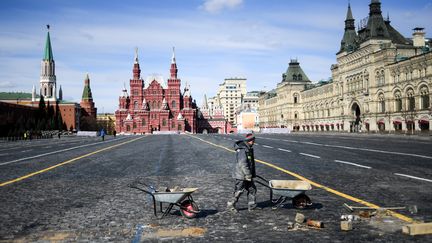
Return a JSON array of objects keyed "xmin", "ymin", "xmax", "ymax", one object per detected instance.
[
  {"xmin": 159, "ymin": 203, "xmax": 174, "ymax": 219},
  {"xmin": 149, "ymin": 194, "xmax": 157, "ymax": 217},
  {"xmin": 272, "ymin": 196, "xmax": 287, "ymax": 210}
]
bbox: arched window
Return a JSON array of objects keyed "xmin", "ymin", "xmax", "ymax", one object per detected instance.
[
  {"xmin": 394, "ymin": 91, "xmax": 402, "ymax": 112},
  {"xmin": 178, "ymin": 124, "xmax": 182, "ymax": 131},
  {"xmin": 142, "ymin": 119, "xmax": 146, "ymax": 126},
  {"xmin": 298, "ymin": 74, "xmax": 302, "ymax": 81},
  {"xmin": 133, "ymin": 122, "xmax": 137, "ymax": 129},
  {"xmin": 420, "ymin": 86, "xmax": 430, "ymax": 110},
  {"xmin": 378, "ymin": 93, "xmax": 385, "ymax": 113},
  {"xmin": 292, "ymin": 75, "xmax": 297, "ymax": 80},
  {"xmin": 126, "ymin": 125, "xmax": 130, "ymax": 131},
  {"xmin": 171, "ymin": 100, "xmax": 176, "ymax": 108},
  {"xmin": 152, "ymin": 101, "xmax": 156, "ymax": 109},
  {"xmin": 293, "ymin": 93, "xmax": 299, "ymax": 104},
  {"xmin": 162, "ymin": 118, "xmax": 167, "ymax": 126},
  {"xmin": 407, "ymin": 89, "xmax": 415, "ymax": 111},
  {"xmin": 158, "ymin": 101, "xmax": 161, "ymax": 109},
  {"xmin": 134, "ymin": 101, "xmax": 138, "ymax": 110}
]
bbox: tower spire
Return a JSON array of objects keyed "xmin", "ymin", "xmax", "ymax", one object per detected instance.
[
  {"xmin": 339, "ymin": 3, "xmax": 358, "ymax": 53},
  {"xmin": 132, "ymin": 48, "xmax": 141, "ymax": 79},
  {"xmin": 170, "ymin": 47, "xmax": 178, "ymax": 79},
  {"xmin": 81, "ymin": 73, "xmax": 93, "ymax": 101},
  {"xmin": 80, "ymin": 73, "xmax": 97, "ymax": 118},
  {"xmin": 44, "ymin": 25, "xmax": 53, "ymax": 61},
  {"xmin": 171, "ymin": 46, "xmax": 176, "ymax": 64},
  {"xmin": 202, "ymin": 94, "xmax": 208, "ymax": 109},
  {"xmin": 32, "ymin": 85, "xmax": 36, "ymax": 102},
  {"xmin": 40, "ymin": 25, "xmax": 57, "ymax": 101},
  {"xmin": 346, "ymin": 2, "xmax": 353, "ymax": 20},
  {"xmin": 134, "ymin": 47, "xmax": 139, "ymax": 64},
  {"xmin": 59, "ymin": 85, "xmax": 63, "ymax": 100}
]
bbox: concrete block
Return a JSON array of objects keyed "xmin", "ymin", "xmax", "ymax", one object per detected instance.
[
  {"xmin": 295, "ymin": 213, "xmax": 305, "ymax": 223},
  {"xmin": 341, "ymin": 221, "xmax": 353, "ymax": 231},
  {"xmin": 402, "ymin": 222, "xmax": 432, "ymax": 235}
]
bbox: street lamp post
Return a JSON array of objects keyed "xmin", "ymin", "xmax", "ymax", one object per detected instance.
[{"xmin": 410, "ymin": 108, "xmax": 416, "ymax": 135}]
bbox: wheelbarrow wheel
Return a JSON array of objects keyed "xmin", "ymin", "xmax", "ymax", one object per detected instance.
[
  {"xmin": 292, "ymin": 194, "xmax": 311, "ymax": 209},
  {"xmin": 180, "ymin": 200, "xmax": 199, "ymax": 219}
]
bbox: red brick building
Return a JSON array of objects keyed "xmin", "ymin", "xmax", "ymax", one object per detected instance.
[
  {"xmin": 115, "ymin": 48, "xmax": 197, "ymax": 134},
  {"xmin": 0, "ymin": 26, "xmax": 100, "ymax": 132}
]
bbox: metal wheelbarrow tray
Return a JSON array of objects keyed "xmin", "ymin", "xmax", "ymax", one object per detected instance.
[
  {"xmin": 129, "ymin": 181, "xmax": 200, "ymax": 219},
  {"xmin": 255, "ymin": 175, "xmax": 312, "ymax": 209}
]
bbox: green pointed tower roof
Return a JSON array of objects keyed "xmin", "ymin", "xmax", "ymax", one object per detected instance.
[
  {"xmin": 339, "ymin": 3, "xmax": 358, "ymax": 53},
  {"xmin": 44, "ymin": 26, "xmax": 54, "ymax": 61},
  {"xmin": 82, "ymin": 73, "xmax": 93, "ymax": 101},
  {"xmin": 281, "ymin": 59, "xmax": 310, "ymax": 83}
]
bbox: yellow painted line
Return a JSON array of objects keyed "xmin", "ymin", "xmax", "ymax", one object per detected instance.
[
  {"xmin": 189, "ymin": 135, "xmax": 414, "ymax": 223},
  {"xmin": 0, "ymin": 136, "xmax": 144, "ymax": 187}
]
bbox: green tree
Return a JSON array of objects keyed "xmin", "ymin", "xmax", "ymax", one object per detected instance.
[
  {"xmin": 55, "ymin": 101, "xmax": 61, "ymax": 130},
  {"xmin": 37, "ymin": 95, "xmax": 46, "ymax": 120}
]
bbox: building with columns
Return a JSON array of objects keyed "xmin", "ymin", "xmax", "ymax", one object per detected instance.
[
  {"xmin": 259, "ymin": 59, "xmax": 311, "ymax": 130},
  {"xmin": 259, "ymin": 0, "xmax": 431, "ymax": 133},
  {"xmin": 115, "ymin": 48, "xmax": 197, "ymax": 134}
]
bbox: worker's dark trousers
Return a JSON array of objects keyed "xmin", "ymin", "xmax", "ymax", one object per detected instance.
[{"xmin": 229, "ymin": 179, "xmax": 257, "ymax": 209}]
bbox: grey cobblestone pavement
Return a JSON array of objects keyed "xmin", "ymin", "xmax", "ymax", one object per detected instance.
[{"xmin": 0, "ymin": 134, "xmax": 431, "ymax": 242}]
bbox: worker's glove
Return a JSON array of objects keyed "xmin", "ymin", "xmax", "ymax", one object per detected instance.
[{"xmin": 245, "ymin": 176, "xmax": 252, "ymax": 181}]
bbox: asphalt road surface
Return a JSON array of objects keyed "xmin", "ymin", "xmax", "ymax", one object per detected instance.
[{"xmin": 0, "ymin": 134, "xmax": 431, "ymax": 242}]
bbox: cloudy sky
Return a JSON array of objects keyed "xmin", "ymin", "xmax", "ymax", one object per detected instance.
[{"xmin": 0, "ymin": 0, "xmax": 431, "ymax": 112}]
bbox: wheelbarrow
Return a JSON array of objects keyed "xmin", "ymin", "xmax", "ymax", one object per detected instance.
[
  {"xmin": 129, "ymin": 180, "xmax": 200, "ymax": 219},
  {"xmin": 255, "ymin": 175, "xmax": 312, "ymax": 209}
]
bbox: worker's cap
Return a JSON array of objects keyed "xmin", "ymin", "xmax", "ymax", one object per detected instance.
[{"xmin": 245, "ymin": 133, "xmax": 255, "ymax": 142}]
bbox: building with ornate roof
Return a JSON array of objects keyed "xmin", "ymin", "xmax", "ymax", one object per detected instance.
[
  {"xmin": 80, "ymin": 74, "xmax": 97, "ymax": 119},
  {"xmin": 259, "ymin": 0, "xmax": 431, "ymax": 134},
  {"xmin": 115, "ymin": 48, "xmax": 197, "ymax": 134},
  {"xmin": 0, "ymin": 26, "xmax": 92, "ymax": 131},
  {"xmin": 197, "ymin": 94, "xmax": 236, "ymax": 134},
  {"xmin": 259, "ymin": 59, "xmax": 311, "ymax": 130}
]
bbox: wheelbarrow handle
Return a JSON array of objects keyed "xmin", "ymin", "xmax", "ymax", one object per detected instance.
[
  {"xmin": 254, "ymin": 175, "xmax": 271, "ymax": 188},
  {"xmin": 128, "ymin": 184, "xmax": 159, "ymax": 217},
  {"xmin": 132, "ymin": 180, "xmax": 156, "ymax": 190},
  {"xmin": 128, "ymin": 184, "xmax": 154, "ymax": 195},
  {"xmin": 256, "ymin": 175, "xmax": 270, "ymax": 183}
]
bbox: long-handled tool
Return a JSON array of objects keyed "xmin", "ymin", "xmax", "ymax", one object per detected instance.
[{"xmin": 343, "ymin": 203, "xmax": 405, "ymax": 212}]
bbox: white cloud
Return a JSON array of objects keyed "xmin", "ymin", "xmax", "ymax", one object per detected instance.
[{"xmin": 200, "ymin": 0, "xmax": 243, "ymax": 14}]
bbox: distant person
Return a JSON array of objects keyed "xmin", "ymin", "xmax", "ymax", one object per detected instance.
[
  {"xmin": 23, "ymin": 131, "xmax": 27, "ymax": 140},
  {"xmin": 100, "ymin": 129, "xmax": 105, "ymax": 141},
  {"xmin": 227, "ymin": 133, "xmax": 259, "ymax": 212},
  {"xmin": 58, "ymin": 132, "xmax": 61, "ymax": 139},
  {"xmin": 113, "ymin": 130, "xmax": 116, "ymax": 138}
]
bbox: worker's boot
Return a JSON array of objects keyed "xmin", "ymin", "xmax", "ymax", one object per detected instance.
[
  {"xmin": 248, "ymin": 202, "xmax": 261, "ymax": 211},
  {"xmin": 227, "ymin": 201, "xmax": 238, "ymax": 213}
]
